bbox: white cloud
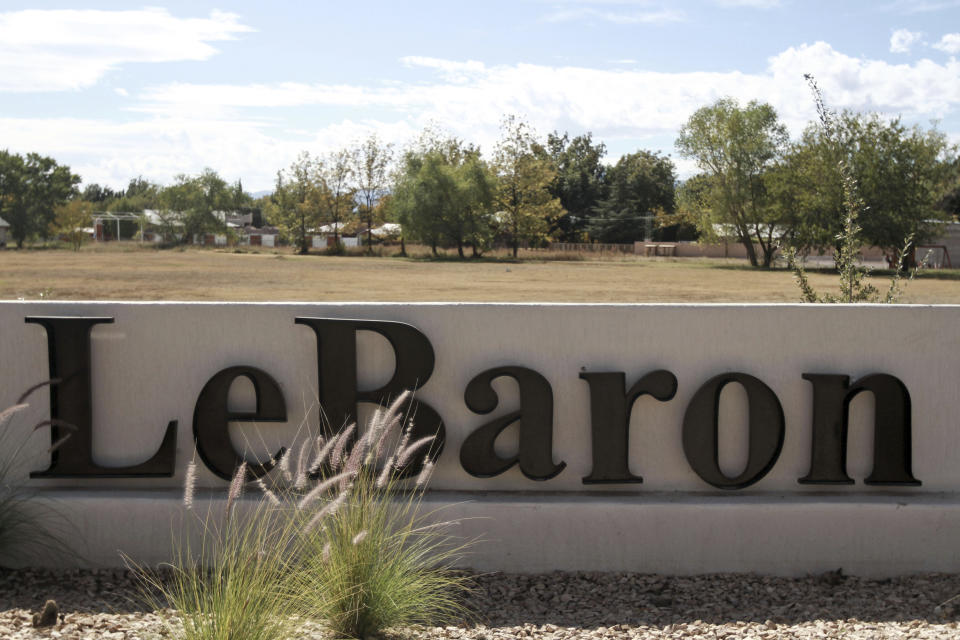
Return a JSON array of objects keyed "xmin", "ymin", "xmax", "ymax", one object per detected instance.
[
  {"xmin": 400, "ymin": 56, "xmax": 487, "ymax": 83},
  {"xmin": 0, "ymin": 8, "xmax": 253, "ymax": 92},
  {"xmin": 542, "ymin": 7, "xmax": 684, "ymax": 23},
  {"xmin": 401, "ymin": 56, "xmax": 486, "ymax": 74},
  {"xmin": 0, "ymin": 114, "xmax": 419, "ymax": 191},
  {"xmin": 137, "ymin": 41, "xmax": 960, "ymax": 133},
  {"xmin": 714, "ymin": 0, "xmax": 782, "ymax": 8},
  {"xmin": 883, "ymin": 0, "xmax": 960, "ymax": 13},
  {"xmin": 890, "ymin": 28, "xmax": 923, "ymax": 53},
  {"xmin": 4, "ymin": 41, "xmax": 960, "ymax": 188},
  {"xmin": 933, "ymin": 32, "xmax": 960, "ymax": 53}
]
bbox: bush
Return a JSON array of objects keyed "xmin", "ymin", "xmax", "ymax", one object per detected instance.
[
  {"xmin": 133, "ymin": 391, "xmax": 472, "ymax": 640},
  {"xmin": 785, "ymin": 75, "xmax": 918, "ymax": 303},
  {"xmin": 0, "ymin": 381, "xmax": 72, "ymax": 566},
  {"xmin": 295, "ymin": 435, "xmax": 471, "ymax": 638},
  {"xmin": 132, "ymin": 488, "xmax": 303, "ymax": 640}
]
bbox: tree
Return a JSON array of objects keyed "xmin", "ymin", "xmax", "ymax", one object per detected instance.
[
  {"xmin": 352, "ymin": 135, "xmax": 394, "ymax": 252},
  {"xmin": 940, "ymin": 172, "xmax": 960, "ymax": 220},
  {"xmin": 0, "ymin": 151, "xmax": 79, "ymax": 248},
  {"xmin": 0, "ymin": 152, "xmax": 26, "ymax": 246},
  {"xmin": 493, "ymin": 116, "xmax": 564, "ymax": 257},
  {"xmin": 231, "ymin": 178, "xmax": 251, "ymax": 210},
  {"xmin": 588, "ymin": 150, "xmax": 676, "ymax": 243},
  {"xmin": 273, "ymin": 152, "xmax": 325, "ymax": 254},
  {"xmin": 391, "ymin": 133, "xmax": 496, "ymax": 257},
  {"xmin": 108, "ymin": 176, "xmax": 161, "ymax": 213},
  {"xmin": 52, "ymin": 200, "xmax": 93, "ymax": 251},
  {"xmin": 160, "ymin": 169, "xmax": 233, "ymax": 243},
  {"xmin": 675, "ymin": 98, "xmax": 788, "ymax": 267},
  {"xmin": 545, "ymin": 132, "xmax": 607, "ymax": 241},
  {"xmin": 773, "ymin": 110, "xmax": 956, "ymax": 261},
  {"xmin": 393, "ymin": 150, "xmax": 443, "ymax": 256},
  {"xmin": 81, "ymin": 183, "xmax": 120, "ymax": 204},
  {"xmin": 321, "ymin": 149, "xmax": 355, "ymax": 249}
]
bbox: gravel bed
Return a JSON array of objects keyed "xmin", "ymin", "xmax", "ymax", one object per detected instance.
[{"xmin": 2, "ymin": 568, "xmax": 960, "ymax": 639}]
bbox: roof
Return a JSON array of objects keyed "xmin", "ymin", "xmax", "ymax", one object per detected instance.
[
  {"xmin": 370, "ymin": 223, "xmax": 402, "ymax": 237},
  {"xmin": 311, "ymin": 222, "xmax": 346, "ymax": 234},
  {"xmin": 244, "ymin": 225, "xmax": 279, "ymax": 235},
  {"xmin": 0, "ymin": 215, "xmax": 8, "ymax": 228}
]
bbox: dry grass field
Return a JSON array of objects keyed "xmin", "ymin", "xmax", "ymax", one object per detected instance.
[{"xmin": 3, "ymin": 243, "xmax": 960, "ymax": 303}]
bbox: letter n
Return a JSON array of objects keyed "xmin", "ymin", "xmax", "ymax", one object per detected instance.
[{"xmin": 799, "ymin": 373, "xmax": 919, "ymax": 486}]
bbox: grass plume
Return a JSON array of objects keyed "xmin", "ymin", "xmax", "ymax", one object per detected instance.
[{"xmin": 132, "ymin": 394, "xmax": 472, "ymax": 640}]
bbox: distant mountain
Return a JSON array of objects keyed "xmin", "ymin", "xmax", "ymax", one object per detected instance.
[{"xmin": 250, "ymin": 189, "xmax": 273, "ymax": 199}]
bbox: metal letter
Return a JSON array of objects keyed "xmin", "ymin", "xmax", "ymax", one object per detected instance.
[
  {"xmin": 682, "ymin": 372, "xmax": 784, "ymax": 490},
  {"xmin": 295, "ymin": 317, "xmax": 444, "ymax": 474},
  {"xmin": 461, "ymin": 366, "xmax": 565, "ymax": 481},
  {"xmin": 799, "ymin": 373, "xmax": 920, "ymax": 486},
  {"xmin": 193, "ymin": 366, "xmax": 287, "ymax": 481},
  {"xmin": 580, "ymin": 370, "xmax": 678, "ymax": 484},
  {"xmin": 26, "ymin": 316, "xmax": 177, "ymax": 478}
]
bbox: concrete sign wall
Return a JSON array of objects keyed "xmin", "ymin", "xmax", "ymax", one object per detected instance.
[{"xmin": 2, "ymin": 301, "xmax": 959, "ymax": 574}]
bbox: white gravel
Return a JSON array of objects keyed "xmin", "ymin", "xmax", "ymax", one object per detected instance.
[{"xmin": 2, "ymin": 568, "xmax": 960, "ymax": 639}]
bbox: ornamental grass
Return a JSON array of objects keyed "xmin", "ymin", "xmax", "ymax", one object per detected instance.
[
  {"xmin": 132, "ymin": 391, "xmax": 472, "ymax": 640},
  {"xmin": 0, "ymin": 380, "xmax": 73, "ymax": 567}
]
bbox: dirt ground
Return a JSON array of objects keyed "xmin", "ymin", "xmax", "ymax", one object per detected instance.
[{"xmin": 2, "ymin": 244, "xmax": 960, "ymax": 303}]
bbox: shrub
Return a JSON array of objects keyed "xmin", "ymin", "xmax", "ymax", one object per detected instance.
[
  {"xmin": 131, "ymin": 481, "xmax": 303, "ymax": 640},
  {"xmin": 0, "ymin": 380, "xmax": 73, "ymax": 566},
  {"xmin": 133, "ymin": 391, "xmax": 472, "ymax": 640},
  {"xmin": 785, "ymin": 75, "xmax": 918, "ymax": 303},
  {"xmin": 294, "ymin": 428, "xmax": 471, "ymax": 638}
]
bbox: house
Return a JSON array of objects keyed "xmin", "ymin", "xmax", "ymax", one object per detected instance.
[
  {"xmin": 141, "ymin": 209, "xmax": 184, "ymax": 243},
  {"xmin": 368, "ymin": 223, "xmax": 402, "ymax": 242},
  {"xmin": 242, "ymin": 225, "xmax": 279, "ymax": 248},
  {"xmin": 0, "ymin": 215, "xmax": 8, "ymax": 247},
  {"xmin": 309, "ymin": 223, "xmax": 359, "ymax": 248}
]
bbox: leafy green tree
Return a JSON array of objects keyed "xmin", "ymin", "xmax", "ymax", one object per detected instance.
[
  {"xmin": 675, "ymin": 98, "xmax": 788, "ymax": 267},
  {"xmin": 80, "ymin": 183, "xmax": 120, "ymax": 204},
  {"xmin": 545, "ymin": 132, "xmax": 607, "ymax": 241},
  {"xmin": 494, "ymin": 116, "xmax": 564, "ymax": 257},
  {"xmin": 772, "ymin": 111, "xmax": 956, "ymax": 261},
  {"xmin": 454, "ymin": 151, "xmax": 497, "ymax": 256},
  {"xmin": 52, "ymin": 199, "xmax": 93, "ymax": 251},
  {"xmin": 160, "ymin": 168, "xmax": 233, "ymax": 242},
  {"xmin": 392, "ymin": 134, "xmax": 496, "ymax": 257},
  {"xmin": 940, "ymin": 174, "xmax": 960, "ymax": 219},
  {"xmin": 352, "ymin": 135, "xmax": 394, "ymax": 252},
  {"xmin": 0, "ymin": 151, "xmax": 79, "ymax": 248},
  {"xmin": 0, "ymin": 152, "xmax": 26, "ymax": 246},
  {"xmin": 108, "ymin": 176, "xmax": 161, "ymax": 212},
  {"xmin": 231, "ymin": 178, "xmax": 252, "ymax": 209},
  {"xmin": 322, "ymin": 149, "xmax": 355, "ymax": 248},
  {"xmin": 393, "ymin": 149, "xmax": 443, "ymax": 255},
  {"xmin": 588, "ymin": 150, "xmax": 676, "ymax": 243},
  {"xmin": 273, "ymin": 152, "xmax": 325, "ymax": 254}
]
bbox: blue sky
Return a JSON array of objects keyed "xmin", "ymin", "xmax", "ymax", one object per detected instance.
[{"xmin": 1, "ymin": 0, "xmax": 959, "ymax": 191}]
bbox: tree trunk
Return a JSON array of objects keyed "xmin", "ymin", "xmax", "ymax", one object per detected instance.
[
  {"xmin": 512, "ymin": 241, "xmax": 518, "ymax": 258},
  {"xmin": 400, "ymin": 236, "xmax": 406, "ymax": 257},
  {"xmin": 457, "ymin": 241, "xmax": 464, "ymax": 259},
  {"xmin": 739, "ymin": 232, "xmax": 758, "ymax": 267},
  {"xmin": 431, "ymin": 239, "xmax": 437, "ymax": 256},
  {"xmin": 756, "ymin": 234, "xmax": 773, "ymax": 268}
]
